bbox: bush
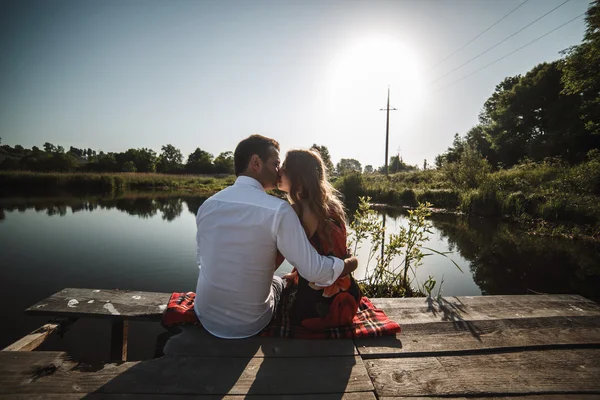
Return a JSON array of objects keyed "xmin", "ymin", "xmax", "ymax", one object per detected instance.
[{"xmin": 335, "ymin": 172, "xmax": 365, "ymax": 203}]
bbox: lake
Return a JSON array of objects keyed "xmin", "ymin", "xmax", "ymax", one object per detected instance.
[{"xmin": 1, "ymin": 194, "xmax": 599, "ymax": 360}]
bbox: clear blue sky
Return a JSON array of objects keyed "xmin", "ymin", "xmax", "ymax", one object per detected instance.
[{"xmin": 0, "ymin": 0, "xmax": 591, "ymax": 168}]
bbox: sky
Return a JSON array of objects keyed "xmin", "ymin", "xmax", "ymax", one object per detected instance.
[{"xmin": 0, "ymin": 0, "xmax": 592, "ymax": 169}]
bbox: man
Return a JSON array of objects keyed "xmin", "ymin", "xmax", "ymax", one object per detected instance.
[{"xmin": 194, "ymin": 134, "xmax": 358, "ymax": 339}]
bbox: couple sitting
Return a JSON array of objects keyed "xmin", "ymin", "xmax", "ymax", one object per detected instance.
[{"xmin": 194, "ymin": 134, "xmax": 361, "ymax": 339}]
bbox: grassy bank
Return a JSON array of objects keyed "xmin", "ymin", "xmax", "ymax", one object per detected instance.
[
  {"xmin": 335, "ymin": 156, "xmax": 600, "ymax": 239},
  {"xmin": 0, "ymin": 171, "xmax": 234, "ymax": 196}
]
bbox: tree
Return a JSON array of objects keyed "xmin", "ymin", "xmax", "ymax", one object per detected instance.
[
  {"xmin": 387, "ymin": 155, "xmax": 416, "ymax": 173},
  {"xmin": 68, "ymin": 146, "xmax": 84, "ymax": 158},
  {"xmin": 122, "ymin": 160, "xmax": 137, "ymax": 172},
  {"xmin": 186, "ymin": 148, "xmax": 214, "ymax": 174},
  {"xmin": 157, "ymin": 144, "xmax": 183, "ymax": 173},
  {"xmin": 310, "ymin": 144, "xmax": 335, "ymax": 174},
  {"xmin": 213, "ymin": 151, "xmax": 234, "ymax": 174},
  {"xmin": 127, "ymin": 148, "xmax": 157, "ymax": 172},
  {"xmin": 336, "ymin": 158, "xmax": 362, "ymax": 175},
  {"xmin": 481, "ymin": 62, "xmax": 589, "ymax": 166},
  {"xmin": 561, "ymin": 0, "xmax": 600, "ymax": 137},
  {"xmin": 43, "ymin": 142, "xmax": 56, "ymax": 153},
  {"xmin": 363, "ymin": 165, "xmax": 374, "ymax": 174},
  {"xmin": 442, "ymin": 142, "xmax": 491, "ymax": 189}
]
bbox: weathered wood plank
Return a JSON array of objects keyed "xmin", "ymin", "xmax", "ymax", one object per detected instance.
[
  {"xmin": 163, "ymin": 325, "xmax": 358, "ymax": 358},
  {"xmin": 372, "ymin": 294, "xmax": 596, "ymax": 308},
  {"xmin": 1, "ymin": 393, "xmax": 377, "ymax": 399},
  {"xmin": 355, "ymin": 315, "xmax": 600, "ymax": 355},
  {"xmin": 26, "ymin": 288, "xmax": 171, "ymax": 320},
  {"xmin": 379, "ymin": 396, "xmax": 599, "ymax": 400},
  {"xmin": 373, "ymin": 295, "xmax": 600, "ymax": 325},
  {"xmin": 0, "ymin": 352, "xmax": 373, "ymax": 395},
  {"xmin": 367, "ymin": 349, "xmax": 600, "ymax": 397},
  {"xmin": 2, "ymin": 323, "xmax": 60, "ymax": 352}
]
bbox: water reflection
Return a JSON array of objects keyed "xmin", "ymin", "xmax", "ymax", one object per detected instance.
[
  {"xmin": 431, "ymin": 215, "xmax": 600, "ymax": 302},
  {"xmin": 0, "ymin": 195, "xmax": 205, "ymax": 223},
  {"xmin": 1, "ymin": 195, "xmax": 598, "ymax": 303}
]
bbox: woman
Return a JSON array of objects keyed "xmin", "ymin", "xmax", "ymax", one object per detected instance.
[{"xmin": 277, "ymin": 149, "xmax": 361, "ymax": 330}]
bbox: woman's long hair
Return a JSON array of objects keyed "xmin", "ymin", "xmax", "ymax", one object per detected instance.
[{"xmin": 282, "ymin": 150, "xmax": 346, "ymax": 243}]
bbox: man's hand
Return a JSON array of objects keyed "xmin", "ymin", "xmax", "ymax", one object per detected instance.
[{"xmin": 340, "ymin": 256, "xmax": 358, "ymax": 277}]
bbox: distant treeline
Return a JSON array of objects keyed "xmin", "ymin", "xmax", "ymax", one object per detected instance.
[
  {"xmin": 0, "ymin": 140, "xmax": 418, "ymax": 176},
  {"xmin": 0, "ymin": 143, "xmax": 234, "ymax": 175}
]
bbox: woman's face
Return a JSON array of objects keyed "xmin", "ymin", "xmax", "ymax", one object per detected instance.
[{"xmin": 277, "ymin": 165, "xmax": 292, "ymax": 193}]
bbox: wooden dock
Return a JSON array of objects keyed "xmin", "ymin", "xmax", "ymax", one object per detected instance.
[{"xmin": 2, "ymin": 288, "xmax": 600, "ymax": 398}]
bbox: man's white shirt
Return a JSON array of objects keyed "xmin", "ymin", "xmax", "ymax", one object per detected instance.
[{"xmin": 194, "ymin": 176, "xmax": 344, "ymax": 339}]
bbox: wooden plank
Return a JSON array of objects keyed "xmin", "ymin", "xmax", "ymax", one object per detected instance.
[
  {"xmin": 26, "ymin": 288, "xmax": 171, "ymax": 320},
  {"xmin": 2, "ymin": 323, "xmax": 59, "ymax": 352},
  {"xmin": 379, "ymin": 396, "xmax": 599, "ymax": 400},
  {"xmin": 163, "ymin": 325, "xmax": 358, "ymax": 358},
  {"xmin": 366, "ymin": 349, "xmax": 600, "ymax": 397},
  {"xmin": 372, "ymin": 294, "xmax": 597, "ymax": 308},
  {"xmin": 0, "ymin": 352, "xmax": 373, "ymax": 395},
  {"xmin": 109, "ymin": 321, "xmax": 128, "ymax": 362},
  {"xmin": 372, "ymin": 295, "xmax": 600, "ymax": 325},
  {"xmin": 1, "ymin": 393, "xmax": 377, "ymax": 399},
  {"xmin": 355, "ymin": 315, "xmax": 600, "ymax": 356}
]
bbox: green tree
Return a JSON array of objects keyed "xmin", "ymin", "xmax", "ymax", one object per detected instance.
[
  {"xmin": 363, "ymin": 165, "xmax": 374, "ymax": 174},
  {"xmin": 336, "ymin": 158, "xmax": 362, "ymax": 175},
  {"xmin": 213, "ymin": 151, "xmax": 234, "ymax": 174},
  {"xmin": 186, "ymin": 148, "xmax": 214, "ymax": 174},
  {"xmin": 310, "ymin": 144, "xmax": 335, "ymax": 174},
  {"xmin": 561, "ymin": 0, "xmax": 600, "ymax": 137},
  {"xmin": 157, "ymin": 144, "xmax": 183, "ymax": 173},
  {"xmin": 482, "ymin": 62, "xmax": 588, "ymax": 166},
  {"xmin": 442, "ymin": 142, "xmax": 491, "ymax": 189},
  {"xmin": 122, "ymin": 160, "xmax": 137, "ymax": 172},
  {"xmin": 127, "ymin": 148, "xmax": 157, "ymax": 172},
  {"xmin": 43, "ymin": 142, "xmax": 56, "ymax": 153}
]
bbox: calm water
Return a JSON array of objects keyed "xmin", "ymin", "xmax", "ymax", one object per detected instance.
[{"xmin": 1, "ymin": 195, "xmax": 599, "ymax": 360}]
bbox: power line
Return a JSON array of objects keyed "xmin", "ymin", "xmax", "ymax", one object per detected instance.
[
  {"xmin": 432, "ymin": 0, "xmax": 531, "ymax": 68},
  {"xmin": 433, "ymin": 12, "xmax": 586, "ymax": 93},
  {"xmin": 430, "ymin": 0, "xmax": 573, "ymax": 85}
]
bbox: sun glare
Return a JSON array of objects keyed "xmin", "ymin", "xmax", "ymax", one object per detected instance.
[{"xmin": 328, "ymin": 35, "xmax": 425, "ymax": 113}]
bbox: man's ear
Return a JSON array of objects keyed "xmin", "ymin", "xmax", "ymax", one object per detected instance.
[{"xmin": 250, "ymin": 154, "xmax": 262, "ymax": 172}]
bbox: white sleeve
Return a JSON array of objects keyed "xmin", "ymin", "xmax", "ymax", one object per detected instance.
[{"xmin": 274, "ymin": 202, "xmax": 344, "ymax": 285}]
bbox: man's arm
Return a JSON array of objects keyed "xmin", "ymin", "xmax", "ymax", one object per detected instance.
[{"xmin": 275, "ymin": 202, "xmax": 355, "ymax": 285}]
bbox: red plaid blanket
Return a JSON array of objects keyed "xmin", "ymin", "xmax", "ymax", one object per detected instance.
[{"xmin": 161, "ymin": 292, "xmax": 401, "ymax": 339}]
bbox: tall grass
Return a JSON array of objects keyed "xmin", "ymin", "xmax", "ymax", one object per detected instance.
[{"xmin": 0, "ymin": 171, "xmax": 234, "ymax": 196}]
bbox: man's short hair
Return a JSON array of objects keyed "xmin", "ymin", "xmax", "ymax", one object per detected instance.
[{"xmin": 234, "ymin": 134, "xmax": 280, "ymax": 176}]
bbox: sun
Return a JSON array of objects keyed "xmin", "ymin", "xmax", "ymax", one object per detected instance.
[{"xmin": 327, "ymin": 34, "xmax": 425, "ymax": 113}]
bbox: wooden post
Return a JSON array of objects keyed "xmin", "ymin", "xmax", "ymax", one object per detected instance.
[{"xmin": 110, "ymin": 320, "xmax": 128, "ymax": 361}]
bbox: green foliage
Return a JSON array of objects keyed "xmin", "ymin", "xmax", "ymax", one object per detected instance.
[
  {"xmin": 213, "ymin": 151, "xmax": 234, "ymax": 174},
  {"xmin": 186, "ymin": 148, "xmax": 214, "ymax": 174},
  {"xmin": 310, "ymin": 144, "xmax": 334, "ymax": 175},
  {"xmin": 122, "ymin": 161, "xmax": 137, "ymax": 172},
  {"xmin": 334, "ymin": 171, "xmax": 364, "ymax": 203},
  {"xmin": 336, "ymin": 158, "xmax": 362, "ymax": 175},
  {"xmin": 0, "ymin": 171, "xmax": 233, "ymax": 196},
  {"xmin": 441, "ymin": 142, "xmax": 491, "ymax": 189},
  {"xmin": 386, "ymin": 155, "xmax": 417, "ymax": 173},
  {"xmin": 561, "ymin": 0, "xmax": 600, "ymax": 137},
  {"xmin": 157, "ymin": 144, "xmax": 184, "ymax": 173},
  {"xmin": 349, "ymin": 197, "xmax": 461, "ymax": 298}
]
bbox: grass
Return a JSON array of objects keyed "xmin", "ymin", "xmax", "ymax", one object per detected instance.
[
  {"xmin": 0, "ymin": 171, "xmax": 234, "ymax": 196},
  {"xmin": 335, "ymin": 156, "xmax": 600, "ymax": 238}
]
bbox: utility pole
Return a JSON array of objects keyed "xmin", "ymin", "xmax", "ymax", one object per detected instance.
[{"xmin": 380, "ymin": 87, "xmax": 397, "ymax": 176}]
